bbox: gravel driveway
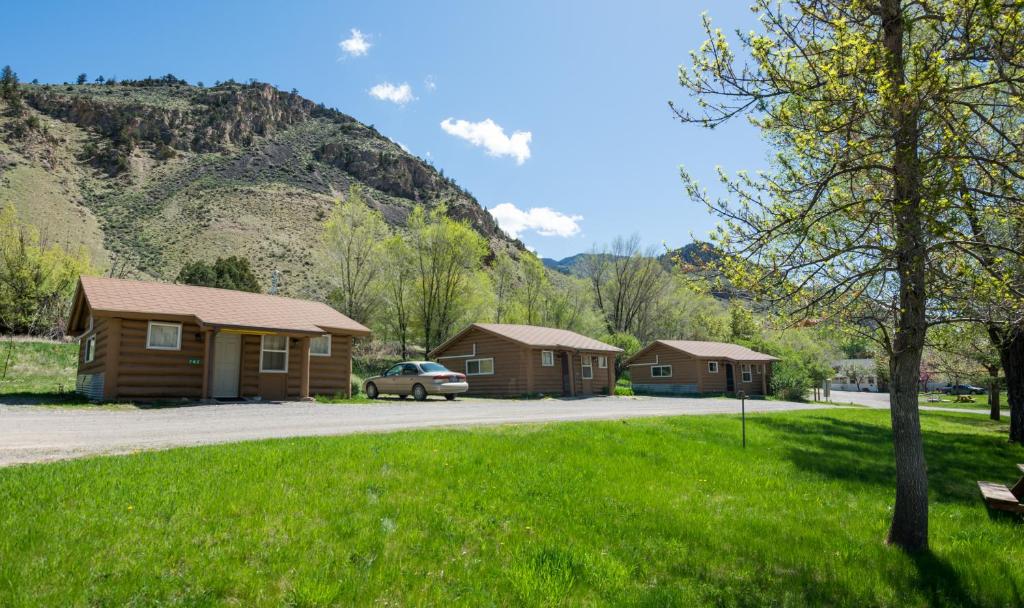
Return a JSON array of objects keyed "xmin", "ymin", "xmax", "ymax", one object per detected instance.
[{"xmin": 0, "ymin": 396, "xmax": 831, "ymax": 466}]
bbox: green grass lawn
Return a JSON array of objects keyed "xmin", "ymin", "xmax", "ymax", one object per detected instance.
[
  {"xmin": 1, "ymin": 409, "xmax": 1022, "ymax": 607},
  {"xmin": 921, "ymin": 391, "xmax": 1007, "ymax": 411},
  {"xmin": 0, "ymin": 339, "xmax": 85, "ymax": 404}
]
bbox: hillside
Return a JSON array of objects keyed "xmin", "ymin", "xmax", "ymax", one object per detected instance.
[
  {"xmin": 0, "ymin": 76, "xmax": 521, "ymax": 296},
  {"xmin": 542, "ymin": 242, "xmax": 721, "ymax": 275}
]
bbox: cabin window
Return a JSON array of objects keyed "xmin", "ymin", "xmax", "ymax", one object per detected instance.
[
  {"xmin": 465, "ymin": 358, "xmax": 494, "ymax": 376},
  {"xmin": 652, "ymin": 365, "xmax": 672, "ymax": 378},
  {"xmin": 84, "ymin": 334, "xmax": 96, "ymax": 363},
  {"xmin": 260, "ymin": 335, "xmax": 289, "ymax": 373},
  {"xmin": 741, "ymin": 364, "xmax": 753, "ymax": 383},
  {"xmin": 582, "ymin": 356, "xmax": 593, "ymax": 380},
  {"xmin": 310, "ymin": 334, "xmax": 331, "ymax": 356},
  {"xmin": 597, "ymin": 355, "xmax": 608, "ymax": 369},
  {"xmin": 541, "ymin": 350, "xmax": 554, "ymax": 367},
  {"xmin": 147, "ymin": 321, "xmax": 182, "ymax": 350},
  {"xmin": 708, "ymin": 361, "xmax": 719, "ymax": 373}
]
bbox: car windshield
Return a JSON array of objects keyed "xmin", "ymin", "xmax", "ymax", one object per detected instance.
[{"xmin": 420, "ymin": 362, "xmax": 450, "ymax": 373}]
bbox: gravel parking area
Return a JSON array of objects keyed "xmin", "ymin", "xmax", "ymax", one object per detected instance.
[{"xmin": 0, "ymin": 395, "xmax": 833, "ymax": 466}]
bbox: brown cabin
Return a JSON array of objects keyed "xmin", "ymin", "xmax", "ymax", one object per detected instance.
[
  {"xmin": 66, "ymin": 276, "xmax": 370, "ymax": 402},
  {"xmin": 428, "ymin": 323, "xmax": 622, "ymax": 397},
  {"xmin": 625, "ymin": 340, "xmax": 778, "ymax": 396}
]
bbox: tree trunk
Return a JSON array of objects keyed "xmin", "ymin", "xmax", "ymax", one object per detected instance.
[
  {"xmin": 991, "ymin": 325, "xmax": 1024, "ymax": 444},
  {"xmin": 988, "ymin": 369, "xmax": 1000, "ymax": 422},
  {"xmin": 882, "ymin": 0, "xmax": 929, "ymax": 552}
]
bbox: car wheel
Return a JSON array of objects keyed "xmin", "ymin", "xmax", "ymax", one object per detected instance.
[
  {"xmin": 413, "ymin": 384, "xmax": 427, "ymax": 401},
  {"xmin": 445, "ymin": 394, "xmax": 456, "ymax": 401},
  {"xmin": 365, "ymin": 383, "xmax": 379, "ymax": 399}
]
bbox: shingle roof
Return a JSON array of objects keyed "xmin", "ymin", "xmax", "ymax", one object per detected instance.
[
  {"xmin": 71, "ymin": 276, "xmax": 370, "ymax": 336},
  {"xmin": 430, "ymin": 323, "xmax": 622, "ymax": 357},
  {"xmin": 630, "ymin": 340, "xmax": 779, "ymax": 363}
]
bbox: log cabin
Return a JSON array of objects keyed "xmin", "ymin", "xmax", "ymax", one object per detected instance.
[
  {"xmin": 428, "ymin": 323, "xmax": 622, "ymax": 397},
  {"xmin": 66, "ymin": 276, "xmax": 370, "ymax": 402},
  {"xmin": 626, "ymin": 340, "xmax": 778, "ymax": 396}
]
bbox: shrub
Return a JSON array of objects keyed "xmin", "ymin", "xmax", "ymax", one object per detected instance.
[
  {"xmin": 350, "ymin": 375, "xmax": 363, "ymax": 396},
  {"xmin": 771, "ymin": 358, "xmax": 812, "ymax": 401}
]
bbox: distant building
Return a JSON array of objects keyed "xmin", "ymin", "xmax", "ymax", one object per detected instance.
[{"xmin": 831, "ymin": 358, "xmax": 880, "ymax": 392}]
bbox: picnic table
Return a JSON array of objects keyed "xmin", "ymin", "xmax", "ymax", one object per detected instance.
[{"xmin": 978, "ymin": 464, "xmax": 1024, "ymax": 514}]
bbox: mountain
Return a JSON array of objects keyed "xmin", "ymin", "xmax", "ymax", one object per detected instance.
[
  {"xmin": 0, "ymin": 76, "xmax": 521, "ymax": 296},
  {"xmin": 542, "ymin": 242, "xmax": 722, "ymax": 276}
]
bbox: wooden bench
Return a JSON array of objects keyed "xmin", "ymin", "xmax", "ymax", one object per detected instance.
[{"xmin": 978, "ymin": 481, "xmax": 1024, "ymax": 513}]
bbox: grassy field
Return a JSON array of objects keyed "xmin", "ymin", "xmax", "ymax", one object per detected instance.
[
  {"xmin": 0, "ymin": 339, "xmax": 81, "ymax": 402},
  {"xmin": 0, "ymin": 409, "xmax": 1021, "ymax": 606},
  {"xmin": 921, "ymin": 391, "xmax": 1008, "ymax": 411}
]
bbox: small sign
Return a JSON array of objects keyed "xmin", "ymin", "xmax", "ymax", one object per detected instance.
[{"xmin": 188, "ymin": 358, "xmax": 202, "ymax": 365}]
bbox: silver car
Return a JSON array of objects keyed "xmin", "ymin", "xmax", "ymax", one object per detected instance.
[{"xmin": 364, "ymin": 361, "xmax": 469, "ymax": 401}]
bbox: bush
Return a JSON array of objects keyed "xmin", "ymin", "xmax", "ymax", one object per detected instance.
[
  {"xmin": 614, "ymin": 385, "xmax": 634, "ymax": 396},
  {"xmin": 771, "ymin": 358, "xmax": 812, "ymax": 401},
  {"xmin": 350, "ymin": 374, "xmax": 363, "ymax": 396}
]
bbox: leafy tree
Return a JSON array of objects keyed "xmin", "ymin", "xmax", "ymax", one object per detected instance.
[
  {"xmin": 176, "ymin": 256, "xmax": 261, "ymax": 293},
  {"xmin": 674, "ymin": 0, "xmax": 1024, "ymax": 550},
  {"xmin": 76, "ymin": 73, "xmax": 87, "ymax": 85},
  {"xmin": 728, "ymin": 302, "xmax": 759, "ymax": 342},
  {"xmin": 406, "ymin": 206, "xmax": 488, "ymax": 353},
  {"xmin": 0, "ymin": 206, "xmax": 95, "ymax": 336},
  {"xmin": 380, "ymin": 235, "xmax": 414, "ymax": 358},
  {"xmin": 320, "ymin": 186, "xmax": 390, "ymax": 325},
  {"xmin": 490, "ymin": 251, "xmax": 519, "ymax": 324},
  {"xmin": 536, "ymin": 271, "xmax": 602, "ymax": 334},
  {"xmin": 94, "ymin": 75, "xmax": 104, "ymax": 84},
  {"xmin": 517, "ymin": 253, "xmax": 548, "ymax": 325}
]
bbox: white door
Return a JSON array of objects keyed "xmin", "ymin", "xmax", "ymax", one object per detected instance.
[{"xmin": 212, "ymin": 333, "xmax": 242, "ymax": 398}]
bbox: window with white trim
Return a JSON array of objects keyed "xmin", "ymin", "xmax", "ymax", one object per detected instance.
[
  {"xmin": 581, "ymin": 356, "xmax": 593, "ymax": 380},
  {"xmin": 741, "ymin": 364, "xmax": 753, "ymax": 383},
  {"xmin": 147, "ymin": 321, "xmax": 182, "ymax": 350},
  {"xmin": 652, "ymin": 365, "xmax": 672, "ymax": 378},
  {"xmin": 84, "ymin": 334, "xmax": 96, "ymax": 363},
  {"xmin": 597, "ymin": 355, "xmax": 608, "ymax": 369},
  {"xmin": 260, "ymin": 335, "xmax": 289, "ymax": 373},
  {"xmin": 708, "ymin": 361, "xmax": 719, "ymax": 373},
  {"xmin": 465, "ymin": 358, "xmax": 494, "ymax": 376},
  {"xmin": 310, "ymin": 334, "xmax": 331, "ymax": 356},
  {"xmin": 541, "ymin": 350, "xmax": 554, "ymax": 367}
]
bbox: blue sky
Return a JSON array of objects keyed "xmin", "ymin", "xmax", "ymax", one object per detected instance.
[{"xmin": 1, "ymin": 0, "xmax": 767, "ymax": 259}]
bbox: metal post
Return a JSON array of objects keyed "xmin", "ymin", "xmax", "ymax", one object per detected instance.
[{"xmin": 739, "ymin": 390, "xmax": 746, "ymax": 448}]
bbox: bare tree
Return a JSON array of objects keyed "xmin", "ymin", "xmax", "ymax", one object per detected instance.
[{"xmin": 580, "ymin": 235, "xmax": 668, "ymax": 339}]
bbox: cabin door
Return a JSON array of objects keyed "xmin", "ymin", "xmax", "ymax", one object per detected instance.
[
  {"xmin": 212, "ymin": 333, "xmax": 242, "ymax": 398},
  {"xmin": 725, "ymin": 363, "xmax": 735, "ymax": 393},
  {"xmin": 560, "ymin": 352, "xmax": 572, "ymax": 396}
]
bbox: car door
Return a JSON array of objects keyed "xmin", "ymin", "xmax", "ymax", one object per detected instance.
[
  {"xmin": 378, "ymin": 364, "xmax": 404, "ymax": 393},
  {"xmin": 396, "ymin": 363, "xmax": 420, "ymax": 394}
]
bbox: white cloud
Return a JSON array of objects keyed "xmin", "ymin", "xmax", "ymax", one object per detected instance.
[
  {"xmin": 489, "ymin": 203, "xmax": 582, "ymax": 239},
  {"xmin": 424, "ymin": 75, "xmax": 437, "ymax": 92},
  {"xmin": 369, "ymin": 82, "xmax": 414, "ymax": 105},
  {"xmin": 339, "ymin": 29, "xmax": 371, "ymax": 56},
  {"xmin": 440, "ymin": 118, "xmax": 532, "ymax": 165}
]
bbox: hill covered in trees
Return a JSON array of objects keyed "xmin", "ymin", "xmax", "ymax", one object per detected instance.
[{"xmin": 0, "ymin": 71, "xmax": 521, "ymax": 295}]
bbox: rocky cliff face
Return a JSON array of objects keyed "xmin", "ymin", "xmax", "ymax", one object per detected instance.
[
  {"xmin": 1, "ymin": 79, "xmax": 518, "ymax": 293},
  {"xmin": 23, "ymin": 82, "xmax": 333, "ymax": 152}
]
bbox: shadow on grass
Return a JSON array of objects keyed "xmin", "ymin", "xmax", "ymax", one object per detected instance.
[
  {"xmin": 909, "ymin": 551, "xmax": 972, "ymax": 607},
  {"xmin": 750, "ymin": 414, "xmax": 1024, "ymax": 506},
  {"xmin": 0, "ymin": 391, "xmax": 92, "ymax": 406}
]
